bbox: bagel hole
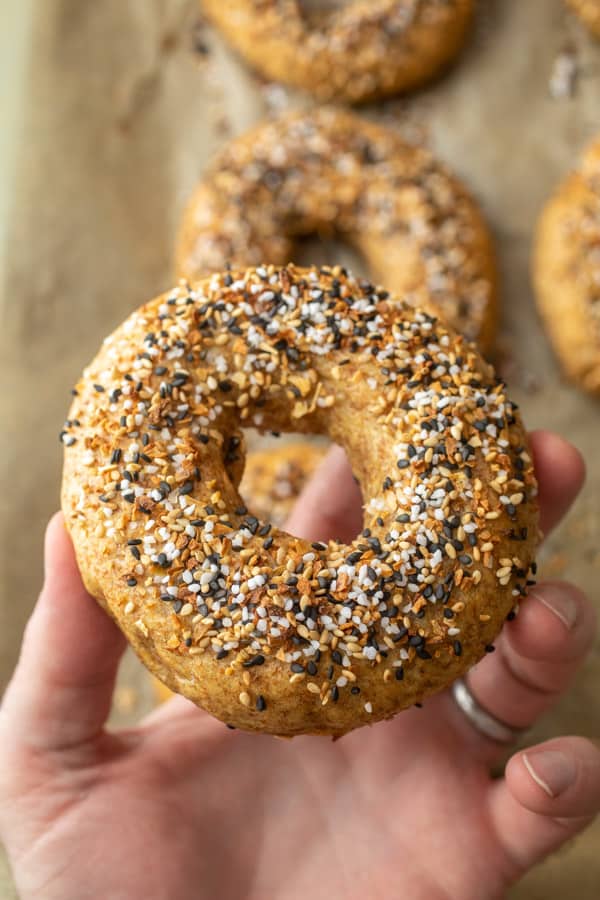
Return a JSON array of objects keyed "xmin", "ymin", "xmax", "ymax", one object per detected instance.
[
  {"xmin": 293, "ymin": 235, "xmax": 369, "ymax": 280},
  {"xmin": 238, "ymin": 429, "xmax": 364, "ymax": 543}
]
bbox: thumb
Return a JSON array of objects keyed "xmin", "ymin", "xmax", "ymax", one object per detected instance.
[
  {"xmin": 1, "ymin": 513, "xmax": 126, "ymax": 753},
  {"xmin": 284, "ymin": 445, "xmax": 363, "ymax": 543}
]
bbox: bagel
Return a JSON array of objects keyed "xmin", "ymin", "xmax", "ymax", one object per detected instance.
[
  {"xmin": 567, "ymin": 0, "xmax": 600, "ymax": 36},
  {"xmin": 152, "ymin": 440, "xmax": 325, "ymax": 704},
  {"xmin": 61, "ymin": 264, "xmax": 537, "ymax": 737},
  {"xmin": 533, "ymin": 137, "xmax": 600, "ymax": 395},
  {"xmin": 153, "ymin": 441, "xmax": 326, "ymax": 705},
  {"xmin": 176, "ymin": 108, "xmax": 498, "ymax": 352},
  {"xmin": 201, "ymin": 0, "xmax": 474, "ymax": 103}
]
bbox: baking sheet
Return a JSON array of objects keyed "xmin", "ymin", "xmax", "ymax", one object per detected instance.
[{"xmin": 1, "ymin": 2, "xmax": 600, "ymax": 896}]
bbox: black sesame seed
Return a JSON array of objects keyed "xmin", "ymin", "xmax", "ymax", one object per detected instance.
[
  {"xmin": 256, "ymin": 695, "xmax": 267, "ymax": 712},
  {"xmin": 243, "ymin": 654, "xmax": 265, "ymax": 668}
]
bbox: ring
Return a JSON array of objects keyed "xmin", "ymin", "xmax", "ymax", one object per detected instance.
[{"xmin": 452, "ymin": 679, "xmax": 524, "ymax": 745}]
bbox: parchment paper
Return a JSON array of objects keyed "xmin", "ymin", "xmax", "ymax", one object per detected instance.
[{"xmin": 1, "ymin": 2, "xmax": 600, "ymax": 896}]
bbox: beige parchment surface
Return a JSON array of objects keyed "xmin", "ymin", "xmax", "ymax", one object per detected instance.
[{"xmin": 1, "ymin": 1, "xmax": 600, "ymax": 897}]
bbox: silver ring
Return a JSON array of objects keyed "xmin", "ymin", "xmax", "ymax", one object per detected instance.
[{"xmin": 452, "ymin": 678, "xmax": 523, "ymax": 745}]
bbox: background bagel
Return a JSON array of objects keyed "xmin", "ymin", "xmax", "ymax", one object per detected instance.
[
  {"xmin": 201, "ymin": 0, "xmax": 475, "ymax": 103},
  {"xmin": 533, "ymin": 138, "xmax": 600, "ymax": 395},
  {"xmin": 239, "ymin": 440, "xmax": 326, "ymax": 527},
  {"xmin": 567, "ymin": 0, "xmax": 600, "ymax": 36},
  {"xmin": 176, "ymin": 108, "xmax": 498, "ymax": 353},
  {"xmin": 62, "ymin": 264, "xmax": 537, "ymax": 737}
]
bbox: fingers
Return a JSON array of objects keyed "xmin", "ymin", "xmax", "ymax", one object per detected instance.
[
  {"xmin": 530, "ymin": 430, "xmax": 585, "ymax": 536},
  {"xmin": 0, "ymin": 513, "xmax": 126, "ymax": 754},
  {"xmin": 284, "ymin": 444, "xmax": 363, "ymax": 543},
  {"xmin": 488, "ymin": 737, "xmax": 600, "ymax": 878},
  {"xmin": 442, "ymin": 581, "xmax": 596, "ymax": 762},
  {"xmin": 140, "ymin": 692, "xmax": 200, "ymax": 729}
]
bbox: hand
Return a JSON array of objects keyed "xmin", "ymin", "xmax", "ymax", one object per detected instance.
[{"xmin": 0, "ymin": 431, "xmax": 598, "ymax": 900}]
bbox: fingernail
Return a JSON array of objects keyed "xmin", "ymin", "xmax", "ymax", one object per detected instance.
[
  {"xmin": 534, "ymin": 585, "xmax": 578, "ymax": 630},
  {"xmin": 523, "ymin": 751, "xmax": 577, "ymax": 798}
]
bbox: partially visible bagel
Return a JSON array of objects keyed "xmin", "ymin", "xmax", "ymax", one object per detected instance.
[
  {"xmin": 567, "ymin": 0, "xmax": 600, "ymax": 37},
  {"xmin": 533, "ymin": 137, "xmax": 600, "ymax": 395},
  {"xmin": 62, "ymin": 264, "xmax": 537, "ymax": 737},
  {"xmin": 176, "ymin": 108, "xmax": 498, "ymax": 353},
  {"xmin": 240, "ymin": 442, "xmax": 326, "ymax": 527},
  {"xmin": 201, "ymin": 0, "xmax": 474, "ymax": 103}
]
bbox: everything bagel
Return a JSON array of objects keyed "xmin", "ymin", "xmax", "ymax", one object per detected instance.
[
  {"xmin": 61, "ymin": 265, "xmax": 537, "ymax": 737},
  {"xmin": 176, "ymin": 109, "xmax": 498, "ymax": 352},
  {"xmin": 153, "ymin": 440, "xmax": 326, "ymax": 704},
  {"xmin": 534, "ymin": 137, "xmax": 600, "ymax": 395},
  {"xmin": 201, "ymin": 0, "xmax": 475, "ymax": 103}
]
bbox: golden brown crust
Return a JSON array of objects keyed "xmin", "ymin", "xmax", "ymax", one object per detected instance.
[
  {"xmin": 61, "ymin": 264, "xmax": 537, "ymax": 737},
  {"xmin": 567, "ymin": 0, "xmax": 600, "ymax": 36},
  {"xmin": 154, "ymin": 440, "xmax": 325, "ymax": 704},
  {"xmin": 533, "ymin": 137, "xmax": 600, "ymax": 395},
  {"xmin": 201, "ymin": 0, "xmax": 474, "ymax": 103},
  {"xmin": 153, "ymin": 440, "xmax": 324, "ymax": 704},
  {"xmin": 175, "ymin": 108, "xmax": 498, "ymax": 353}
]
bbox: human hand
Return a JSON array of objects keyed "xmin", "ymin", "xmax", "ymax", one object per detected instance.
[{"xmin": 0, "ymin": 431, "xmax": 598, "ymax": 900}]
